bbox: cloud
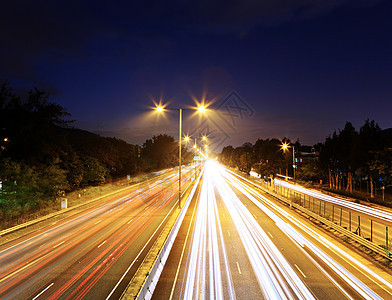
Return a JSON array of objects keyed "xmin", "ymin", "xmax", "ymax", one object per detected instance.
[
  {"xmin": 176, "ymin": 0, "xmax": 384, "ymax": 35},
  {"xmin": 0, "ymin": 0, "xmax": 384, "ymax": 88}
]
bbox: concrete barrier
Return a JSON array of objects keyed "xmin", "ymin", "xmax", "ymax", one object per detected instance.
[{"xmin": 121, "ymin": 169, "xmax": 203, "ymax": 300}]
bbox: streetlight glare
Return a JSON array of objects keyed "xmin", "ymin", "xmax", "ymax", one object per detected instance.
[
  {"xmin": 281, "ymin": 142, "xmax": 289, "ymax": 151},
  {"xmin": 184, "ymin": 136, "xmax": 190, "ymax": 142},
  {"xmin": 198, "ymin": 106, "xmax": 206, "ymax": 113},
  {"xmin": 151, "ymin": 101, "xmax": 209, "ymax": 209}
]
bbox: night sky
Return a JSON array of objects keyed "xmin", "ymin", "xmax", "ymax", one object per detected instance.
[{"xmin": 1, "ymin": 1, "xmax": 391, "ymax": 152}]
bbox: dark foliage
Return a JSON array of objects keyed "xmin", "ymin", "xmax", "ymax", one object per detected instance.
[
  {"xmin": 219, "ymin": 120, "xmax": 392, "ymax": 200},
  {"xmin": 0, "ymin": 81, "xmax": 190, "ymax": 220}
]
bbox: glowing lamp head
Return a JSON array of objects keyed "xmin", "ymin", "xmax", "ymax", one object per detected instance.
[
  {"xmin": 281, "ymin": 142, "xmax": 289, "ymax": 151},
  {"xmin": 156, "ymin": 106, "xmax": 164, "ymax": 113},
  {"xmin": 198, "ymin": 106, "xmax": 206, "ymax": 113}
]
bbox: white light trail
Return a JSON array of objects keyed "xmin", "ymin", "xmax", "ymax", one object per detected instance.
[
  {"xmin": 274, "ymin": 179, "xmax": 392, "ymax": 222},
  {"xmin": 226, "ymin": 169, "xmax": 386, "ymax": 299},
  {"xmin": 184, "ymin": 164, "xmax": 234, "ymax": 299},
  {"xmin": 211, "ymin": 163, "xmax": 314, "ymax": 299}
]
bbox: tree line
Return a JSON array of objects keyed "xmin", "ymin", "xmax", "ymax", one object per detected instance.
[
  {"xmin": 219, "ymin": 120, "xmax": 392, "ymax": 200},
  {"xmin": 0, "ymin": 82, "xmax": 191, "ymax": 220}
]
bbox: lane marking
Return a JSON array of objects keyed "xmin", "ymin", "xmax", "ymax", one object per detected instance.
[
  {"xmin": 227, "ymin": 230, "xmax": 231, "ymax": 236},
  {"xmin": 267, "ymin": 232, "xmax": 273, "ymax": 238},
  {"xmin": 32, "ymin": 282, "xmax": 54, "ymax": 300},
  {"xmin": 95, "ymin": 220, "xmax": 102, "ymax": 225},
  {"xmin": 253, "ymin": 214, "xmax": 258, "ymax": 219},
  {"xmin": 169, "ymin": 184, "xmax": 199, "ymax": 300},
  {"xmin": 98, "ymin": 240, "xmax": 107, "ymax": 248},
  {"xmin": 294, "ymin": 264, "xmax": 306, "ymax": 278},
  {"xmin": 53, "ymin": 241, "xmax": 65, "ymax": 248},
  {"xmin": 127, "ymin": 219, "xmax": 134, "ymax": 224},
  {"xmin": 105, "ymin": 183, "xmax": 193, "ymax": 300},
  {"xmin": 236, "ymin": 261, "xmax": 242, "ymax": 274}
]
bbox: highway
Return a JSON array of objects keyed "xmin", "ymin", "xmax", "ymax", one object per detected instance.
[
  {"xmin": 154, "ymin": 161, "xmax": 392, "ymax": 299},
  {"xmin": 0, "ymin": 167, "xmax": 193, "ymax": 300}
]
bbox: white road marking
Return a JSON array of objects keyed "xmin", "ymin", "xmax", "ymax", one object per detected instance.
[
  {"xmin": 32, "ymin": 282, "xmax": 54, "ymax": 300},
  {"xmin": 53, "ymin": 241, "xmax": 65, "ymax": 248},
  {"xmin": 98, "ymin": 240, "xmax": 107, "ymax": 248},
  {"xmin": 236, "ymin": 261, "xmax": 242, "ymax": 274},
  {"xmin": 294, "ymin": 264, "xmax": 306, "ymax": 278}
]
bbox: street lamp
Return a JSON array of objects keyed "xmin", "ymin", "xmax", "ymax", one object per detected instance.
[
  {"xmin": 281, "ymin": 141, "xmax": 295, "ymax": 180},
  {"xmin": 155, "ymin": 104, "xmax": 206, "ymax": 208}
]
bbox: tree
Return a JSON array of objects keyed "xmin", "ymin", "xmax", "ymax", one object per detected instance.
[
  {"xmin": 141, "ymin": 134, "xmax": 189, "ymax": 171},
  {"xmin": 81, "ymin": 156, "xmax": 108, "ymax": 185}
]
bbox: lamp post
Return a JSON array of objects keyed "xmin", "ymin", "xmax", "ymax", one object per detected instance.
[
  {"xmin": 281, "ymin": 141, "xmax": 295, "ymax": 180},
  {"xmin": 155, "ymin": 105, "xmax": 206, "ymax": 209}
]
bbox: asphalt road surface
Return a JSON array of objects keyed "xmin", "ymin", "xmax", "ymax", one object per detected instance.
[
  {"xmin": 153, "ymin": 161, "xmax": 392, "ymax": 299},
  {"xmin": 0, "ymin": 167, "xmax": 193, "ymax": 300}
]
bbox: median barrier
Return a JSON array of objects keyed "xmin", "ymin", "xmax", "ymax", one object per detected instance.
[{"xmin": 121, "ymin": 168, "xmax": 203, "ymax": 300}]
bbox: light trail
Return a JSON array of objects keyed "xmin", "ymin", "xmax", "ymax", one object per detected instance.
[
  {"xmin": 211, "ymin": 162, "xmax": 315, "ymax": 299},
  {"xmin": 183, "ymin": 162, "xmax": 314, "ymax": 299},
  {"xmin": 225, "ymin": 168, "xmax": 389, "ymax": 299},
  {"xmin": 0, "ymin": 167, "xmax": 194, "ymax": 299},
  {"xmin": 183, "ymin": 164, "xmax": 234, "ymax": 299},
  {"xmin": 274, "ymin": 179, "xmax": 392, "ymax": 222}
]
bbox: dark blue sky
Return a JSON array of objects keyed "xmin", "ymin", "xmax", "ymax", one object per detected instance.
[{"xmin": 1, "ymin": 0, "xmax": 391, "ymax": 151}]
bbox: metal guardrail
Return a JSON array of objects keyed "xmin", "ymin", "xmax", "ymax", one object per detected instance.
[
  {"xmin": 230, "ymin": 170, "xmax": 391, "ymax": 260},
  {"xmin": 270, "ymin": 187, "xmax": 391, "ymax": 259}
]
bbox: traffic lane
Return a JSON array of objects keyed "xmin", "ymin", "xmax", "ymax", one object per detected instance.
[
  {"xmin": 157, "ymin": 163, "xmax": 305, "ymax": 299},
  {"xmin": 33, "ymin": 180, "xmax": 187, "ymax": 300},
  {"xmin": 86, "ymin": 186, "xmax": 186, "ymax": 300},
  {"xmin": 3, "ymin": 188, "xmax": 174, "ymax": 299},
  {"xmin": 152, "ymin": 178, "xmax": 202, "ymax": 299},
  {"xmin": 0, "ymin": 172, "xmax": 176, "ymax": 264},
  {"xmin": 0, "ymin": 179, "xmax": 168, "ymax": 281},
  {"xmin": 0, "ymin": 167, "xmax": 186, "ymax": 264},
  {"xmin": 214, "ymin": 191, "xmax": 264, "ymax": 300},
  {"xmin": 0, "ymin": 172, "xmax": 190, "ymax": 299},
  {"xmin": 256, "ymin": 193, "xmax": 392, "ymax": 298},
  {"xmin": 235, "ymin": 191, "xmax": 353, "ymax": 300},
  {"xmin": 156, "ymin": 163, "xmax": 305, "ymax": 299},
  {"xmin": 228, "ymin": 173, "xmax": 392, "ymax": 299}
]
